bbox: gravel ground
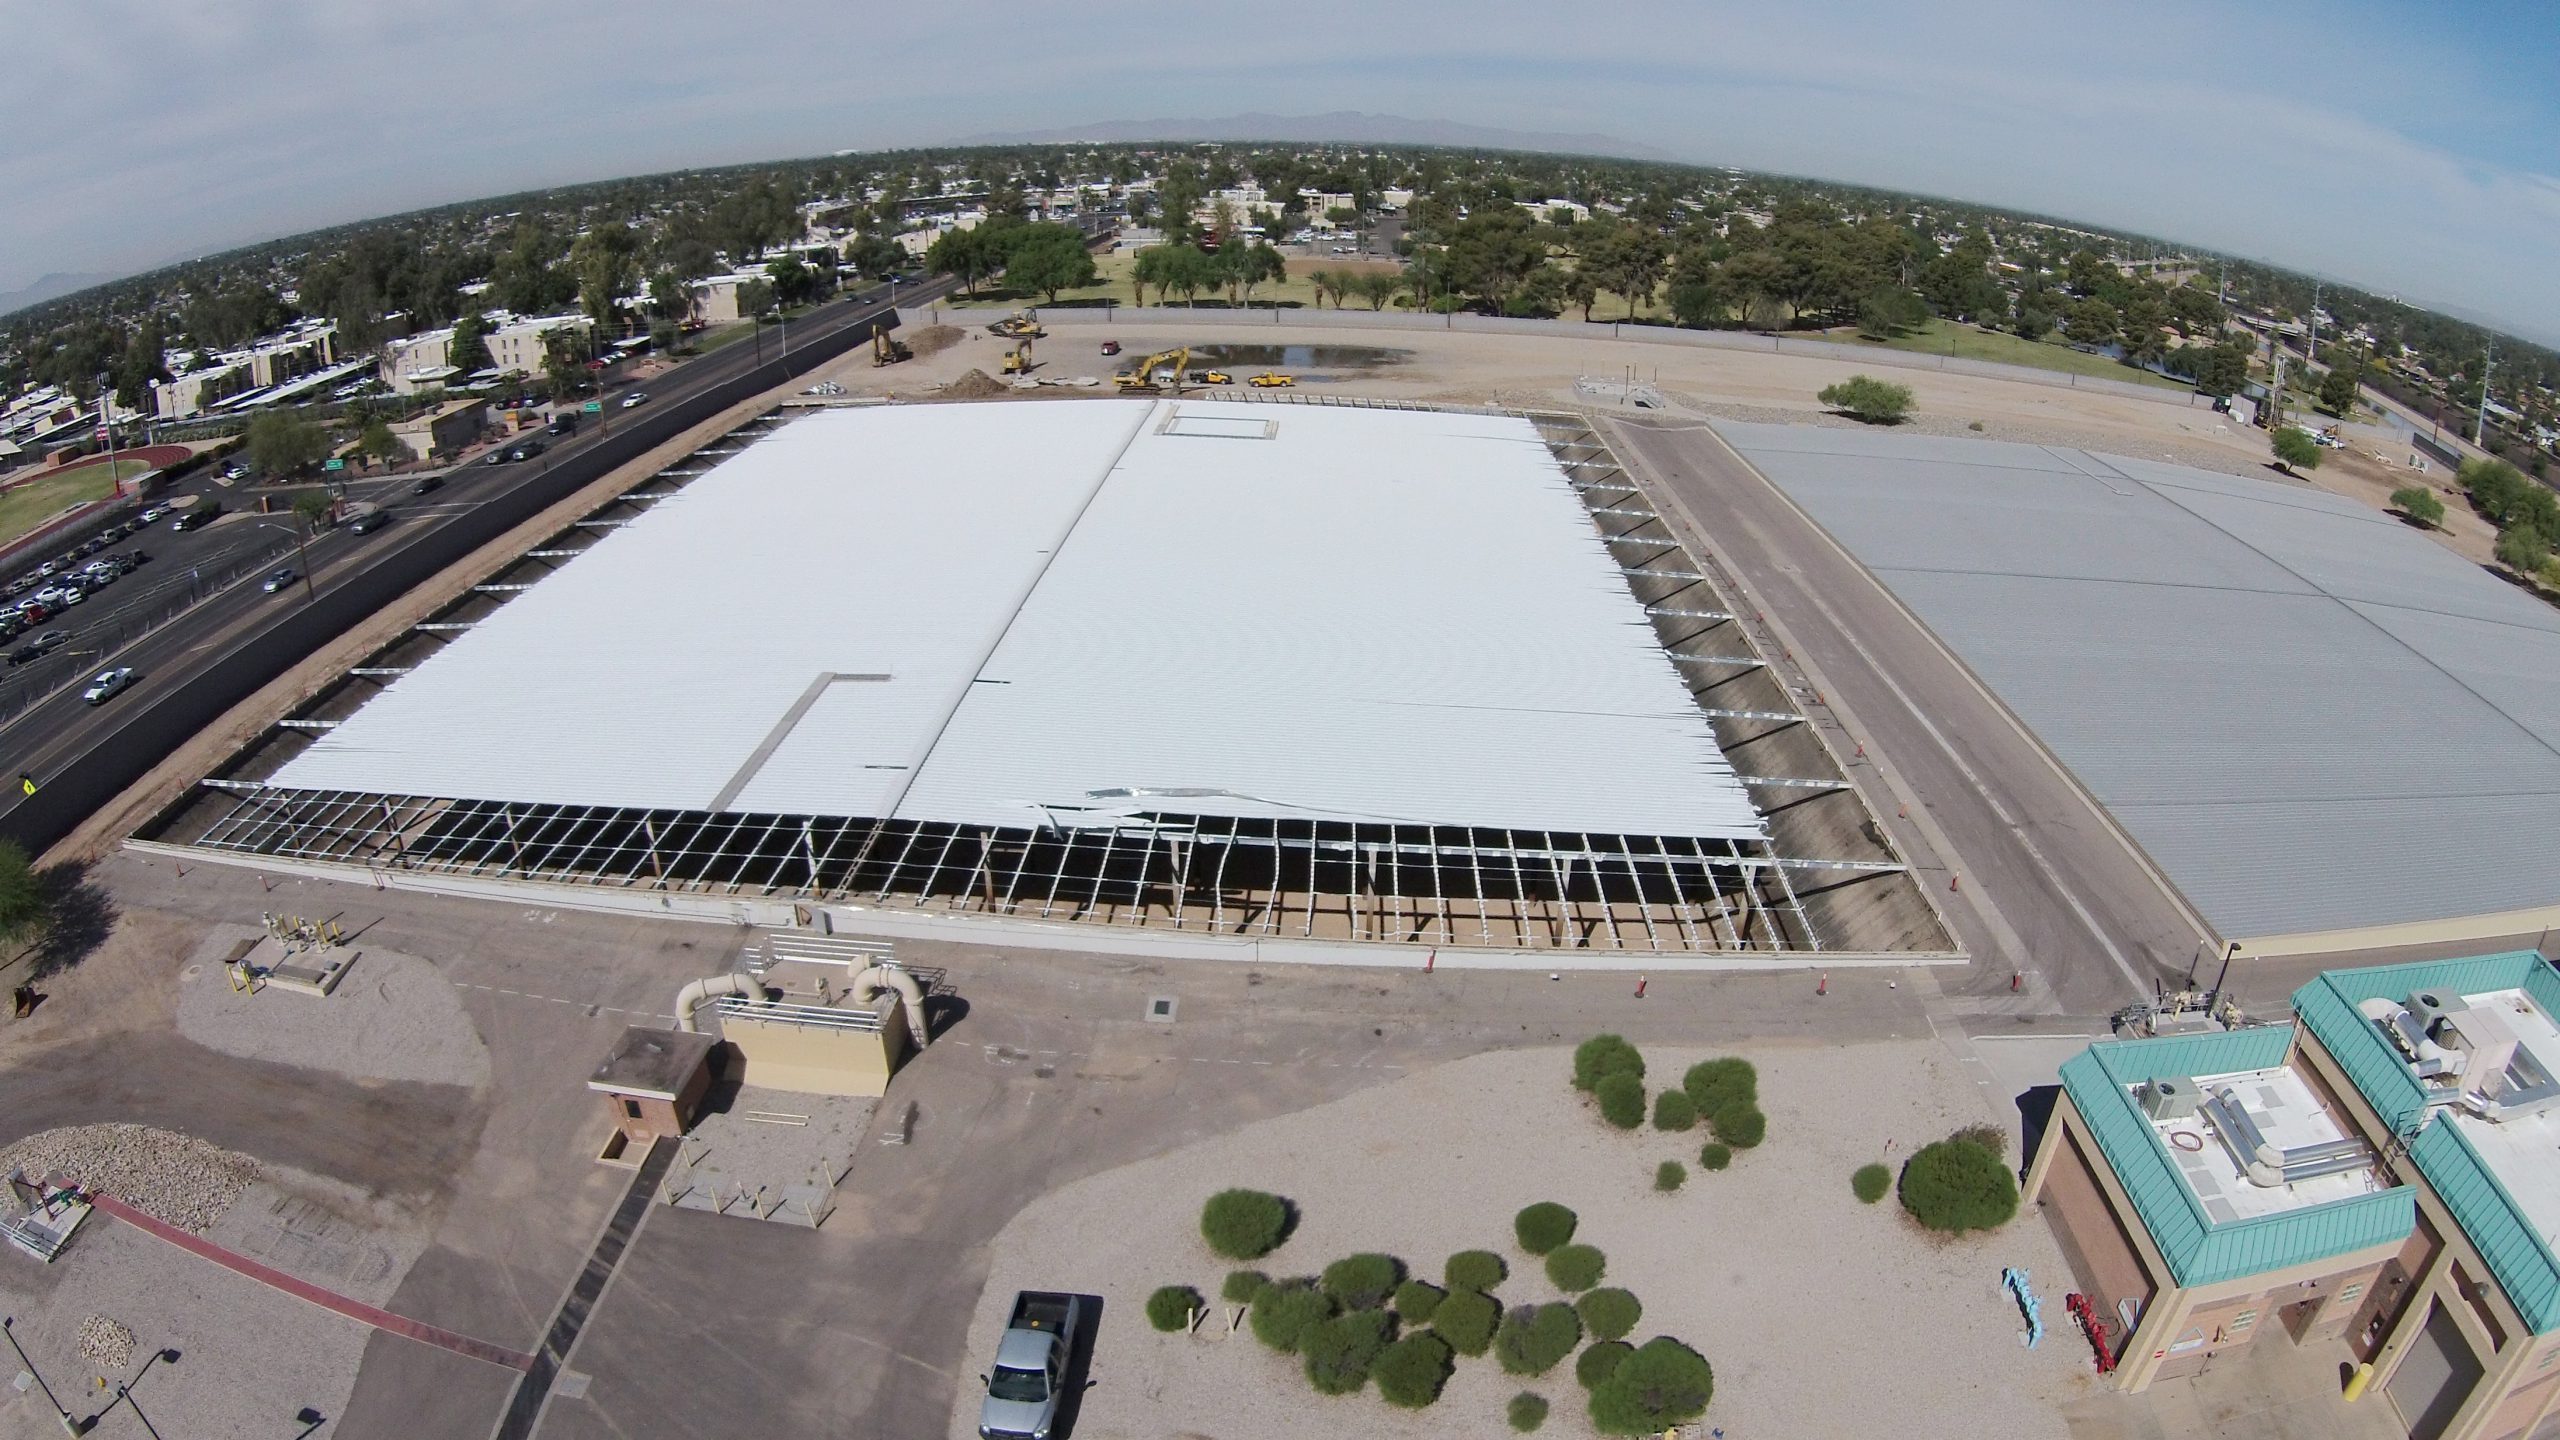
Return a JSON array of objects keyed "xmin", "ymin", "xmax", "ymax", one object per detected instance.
[
  {"xmin": 175, "ymin": 926, "xmax": 490, "ymax": 1088},
  {"xmin": 953, "ymin": 1040, "xmax": 2092, "ymax": 1440},
  {"xmin": 0, "ymin": 1124, "xmax": 258, "ymax": 1233},
  {"xmin": 204, "ymin": 1166, "xmax": 431, "ymax": 1309},
  {"xmin": 667, "ymin": 1086, "xmax": 876, "ymax": 1219}
]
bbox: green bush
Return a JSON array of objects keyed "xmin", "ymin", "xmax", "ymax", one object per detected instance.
[
  {"xmin": 1249, "ymin": 1280, "xmax": 1336, "ymax": 1352},
  {"xmin": 1577, "ymin": 1287, "xmax": 1642, "ymax": 1342},
  {"xmin": 2391, "ymin": 485, "xmax": 2446, "ymax": 528},
  {"xmin": 1373, "ymin": 1332, "xmax": 1455, "ymax": 1408},
  {"xmin": 1852, "ymin": 1163, "xmax": 1891, "ymax": 1204},
  {"xmin": 1146, "ymin": 1284, "xmax": 1202, "ymax": 1332},
  {"xmin": 1594, "ymin": 1072, "xmax": 1646, "ymax": 1129},
  {"xmin": 1950, "ymin": 1123, "xmax": 2009, "ymax": 1159},
  {"xmin": 1446, "ymin": 1249, "xmax": 1508, "ymax": 1291},
  {"xmin": 1682, "ymin": 1057, "xmax": 1757, "ymax": 1115},
  {"xmin": 1654, "ymin": 1160, "xmax": 1686, "ymax": 1192},
  {"xmin": 1303, "ymin": 1309, "xmax": 1395, "ymax": 1395},
  {"xmin": 1394, "ymin": 1280, "xmax": 1446, "ymax": 1324},
  {"xmin": 1223, "ymin": 1269, "xmax": 1271, "ymax": 1304},
  {"xmin": 1899, "ymin": 1138, "xmax": 2020, "ymax": 1234},
  {"xmin": 1508, "ymin": 1392, "xmax": 1550, "ymax": 1432},
  {"xmin": 1588, "ymin": 1337, "xmax": 1716, "ymax": 1435},
  {"xmin": 1321, "ymin": 1253, "xmax": 1404, "ymax": 1311},
  {"xmin": 1651, "ymin": 1090, "xmax": 1697, "ymax": 1132},
  {"xmin": 1817, "ymin": 374, "xmax": 1915, "ymax": 424},
  {"xmin": 1577, "ymin": 1339, "xmax": 1634, "ymax": 1389},
  {"xmin": 1201, "ymin": 1188, "xmax": 1292, "ymax": 1260},
  {"xmin": 1572, "ymin": 1034, "xmax": 1645, "ymax": 1092},
  {"xmin": 1514, "ymin": 1202, "xmax": 1579, "ymax": 1255},
  {"xmin": 1545, "ymin": 1243, "xmax": 1606, "ymax": 1291},
  {"xmin": 1496, "ymin": 1302, "xmax": 1585, "ymax": 1376},
  {"xmin": 1698, "ymin": 1142, "xmax": 1732, "ymax": 1172},
  {"xmin": 1433, "ymin": 1287, "xmax": 1501, "ymax": 1356},
  {"xmin": 1710, "ymin": 1102, "xmax": 1766, "ymax": 1150}
]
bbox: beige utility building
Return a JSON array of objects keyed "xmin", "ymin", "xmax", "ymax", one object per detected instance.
[{"xmin": 674, "ymin": 935, "xmax": 928, "ymax": 1099}]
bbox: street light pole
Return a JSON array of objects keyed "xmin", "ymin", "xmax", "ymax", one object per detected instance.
[{"xmin": 1, "ymin": 1316, "xmax": 84, "ymax": 1436}]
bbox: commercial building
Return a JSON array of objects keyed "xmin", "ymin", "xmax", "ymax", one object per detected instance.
[
  {"xmin": 388, "ymin": 398, "xmax": 490, "ymax": 462},
  {"xmin": 2028, "ymin": 953, "xmax": 2560, "ymax": 1440},
  {"xmin": 151, "ymin": 322, "xmax": 341, "ymax": 420},
  {"xmin": 153, "ymin": 399, "xmax": 1943, "ymax": 958},
  {"xmin": 1725, "ymin": 421, "xmax": 2560, "ymax": 958},
  {"xmin": 378, "ymin": 314, "xmax": 592, "ymax": 394}
]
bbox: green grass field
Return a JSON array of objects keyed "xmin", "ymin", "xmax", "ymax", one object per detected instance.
[
  {"xmin": 0, "ymin": 462, "xmax": 142, "ymax": 550},
  {"xmin": 1821, "ymin": 319, "xmax": 2191, "ymax": 391}
]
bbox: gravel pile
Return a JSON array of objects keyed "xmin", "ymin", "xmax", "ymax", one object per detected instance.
[
  {"xmin": 178, "ymin": 931, "xmax": 491, "ymax": 1089},
  {"xmin": 943, "ymin": 368, "xmax": 1007, "ymax": 398},
  {"xmin": 77, "ymin": 1314, "xmax": 135, "ymax": 1371},
  {"xmin": 0, "ymin": 1123, "xmax": 261, "ymax": 1233},
  {"xmin": 907, "ymin": 324, "xmax": 963, "ymax": 357}
]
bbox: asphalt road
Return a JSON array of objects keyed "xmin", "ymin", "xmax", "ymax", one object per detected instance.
[
  {"xmin": 1608, "ymin": 415, "xmax": 2213, "ymax": 1019},
  {"xmin": 0, "ymin": 274, "xmax": 951, "ymax": 846}
]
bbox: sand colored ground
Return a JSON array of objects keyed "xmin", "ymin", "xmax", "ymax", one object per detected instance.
[{"xmin": 953, "ymin": 1042, "xmax": 2087, "ymax": 1440}]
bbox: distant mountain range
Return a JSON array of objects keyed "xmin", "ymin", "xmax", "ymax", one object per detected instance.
[
  {"xmin": 0, "ymin": 271, "xmax": 113, "ymax": 318},
  {"xmin": 960, "ymin": 112, "xmax": 1671, "ymax": 162}
]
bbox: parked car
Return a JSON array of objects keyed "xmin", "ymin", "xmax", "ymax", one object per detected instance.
[
  {"xmin": 261, "ymin": 568, "xmax": 297, "ymax": 594},
  {"xmin": 620, "ymin": 391, "xmax": 648, "ymax": 408},
  {"xmin": 58, "ymin": 586, "xmax": 83, "ymax": 606},
  {"xmin": 975, "ymin": 1292, "xmax": 1085, "ymax": 1440},
  {"xmin": 223, "ymin": 464, "xmax": 250, "ymax": 481},
  {"xmin": 137, "ymin": 507, "xmax": 165, "ymax": 524},
  {"xmin": 1100, "ymin": 340, "xmax": 1121, "ymax": 356},
  {"xmin": 169, "ymin": 505, "xmax": 219, "ymax": 532},
  {"xmin": 81, "ymin": 667, "xmax": 135, "ymax": 705},
  {"xmin": 8, "ymin": 630, "xmax": 66, "ymax": 666}
]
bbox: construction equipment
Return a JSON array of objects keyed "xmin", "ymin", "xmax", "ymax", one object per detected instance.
[
  {"xmin": 871, "ymin": 328, "xmax": 910, "ymax": 366},
  {"xmin": 1248, "ymin": 371, "xmax": 1296, "ymax": 388},
  {"xmin": 1002, "ymin": 338, "xmax": 1034, "ymax": 376},
  {"xmin": 1188, "ymin": 370, "xmax": 1233, "ymax": 386},
  {"xmin": 988, "ymin": 311, "xmax": 1044, "ymax": 339},
  {"xmin": 1112, "ymin": 347, "xmax": 1190, "ymax": 392}
]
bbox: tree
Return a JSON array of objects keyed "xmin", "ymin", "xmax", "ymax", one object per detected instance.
[
  {"xmin": 542, "ymin": 329, "xmax": 588, "ymax": 403},
  {"xmin": 2390, "ymin": 486, "xmax": 2444, "ymax": 527},
  {"xmin": 842, "ymin": 233, "xmax": 905, "ymax": 281},
  {"xmin": 2318, "ymin": 365, "xmax": 2360, "ymax": 416},
  {"xmin": 356, "ymin": 419, "xmax": 412, "ymax": 470},
  {"xmin": 0, "ymin": 841, "xmax": 47, "ymax": 957},
  {"xmin": 2271, "ymin": 426, "xmax": 2322, "ymax": 473},
  {"xmin": 1855, "ymin": 286, "xmax": 1927, "ymax": 339},
  {"xmin": 1817, "ymin": 375, "xmax": 1914, "ymax": 424},
  {"xmin": 924, "ymin": 226, "xmax": 1002, "ymax": 297},
  {"xmin": 1357, "ymin": 271, "xmax": 1404, "ymax": 312},
  {"xmin": 245, "ymin": 411, "xmax": 327, "ymax": 477},
  {"xmin": 1000, "ymin": 223, "xmax": 1099, "ymax": 303},
  {"xmin": 292, "ymin": 488, "xmax": 334, "ymax": 532},
  {"xmin": 1226, "ymin": 243, "xmax": 1287, "ymax": 307},
  {"xmin": 448, "ymin": 311, "xmax": 493, "ymax": 376},
  {"xmin": 2063, "ymin": 298, "xmax": 2120, "ymax": 347},
  {"xmin": 570, "ymin": 222, "xmax": 640, "ymax": 335},
  {"xmin": 1587, "ymin": 1337, "xmax": 1715, "ymax": 1436},
  {"xmin": 2497, "ymin": 524, "xmax": 2550, "ymax": 575},
  {"xmin": 1897, "ymin": 1136, "xmax": 2019, "ymax": 1233}
]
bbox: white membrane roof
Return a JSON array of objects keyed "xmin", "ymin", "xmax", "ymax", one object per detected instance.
[{"xmin": 275, "ymin": 400, "xmax": 1763, "ymax": 840}]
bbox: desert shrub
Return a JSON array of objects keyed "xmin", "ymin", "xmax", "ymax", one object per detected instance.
[
  {"xmin": 1508, "ymin": 1392, "xmax": 1550, "ymax": 1432},
  {"xmin": 1250, "ymin": 1280, "xmax": 1336, "ymax": 1352},
  {"xmin": 1545, "ymin": 1243, "xmax": 1607, "ymax": 1291},
  {"xmin": 1201, "ymin": 1188, "xmax": 1291, "ymax": 1259},
  {"xmin": 1949, "ymin": 1123, "xmax": 2009, "ymax": 1159},
  {"xmin": 1588, "ymin": 1336, "xmax": 1716, "ymax": 1435},
  {"xmin": 1852, "ymin": 1163, "xmax": 1891, "ymax": 1204},
  {"xmin": 1577, "ymin": 1287, "xmax": 1642, "ymax": 1342},
  {"xmin": 1899, "ymin": 1138, "xmax": 2020, "ymax": 1234},
  {"xmin": 1303, "ymin": 1308, "xmax": 1395, "ymax": 1395},
  {"xmin": 1146, "ymin": 1284, "xmax": 1202, "ymax": 1332},
  {"xmin": 1514, "ymin": 1202, "xmax": 1578, "ymax": 1255},
  {"xmin": 1572, "ymin": 1034, "xmax": 1645, "ymax": 1092},
  {"xmin": 1595, "ymin": 1072, "xmax": 1647, "ymax": 1129},
  {"xmin": 1446, "ymin": 1249, "xmax": 1508, "ymax": 1291},
  {"xmin": 1710, "ymin": 1102, "xmax": 1766, "ymax": 1150},
  {"xmin": 1654, "ymin": 1160, "xmax": 1687, "ymax": 1191},
  {"xmin": 1817, "ymin": 374, "xmax": 1914, "ymax": 424},
  {"xmin": 1577, "ymin": 1338, "xmax": 1634, "ymax": 1389},
  {"xmin": 1496, "ymin": 1302, "xmax": 1584, "ymax": 1376},
  {"xmin": 1394, "ymin": 1280, "xmax": 1446, "ymax": 1324},
  {"xmin": 1373, "ymin": 1332, "xmax": 1455, "ymax": 1408},
  {"xmin": 1682, "ymin": 1057, "xmax": 1757, "ymax": 1115},
  {"xmin": 2392, "ymin": 485, "xmax": 2445, "ymax": 527},
  {"xmin": 1652, "ymin": 1090, "xmax": 1697, "ymax": 1132},
  {"xmin": 1223, "ymin": 1269, "xmax": 1271, "ymax": 1304},
  {"xmin": 1434, "ymin": 1287, "xmax": 1501, "ymax": 1356},
  {"xmin": 1698, "ymin": 1142, "xmax": 1732, "ymax": 1172},
  {"xmin": 1321, "ymin": 1253, "xmax": 1404, "ymax": 1311}
]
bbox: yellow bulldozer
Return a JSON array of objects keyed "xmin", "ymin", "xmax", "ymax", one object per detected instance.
[
  {"xmin": 1112, "ymin": 347, "xmax": 1191, "ymax": 392},
  {"xmin": 1001, "ymin": 338, "xmax": 1035, "ymax": 376},
  {"xmin": 871, "ymin": 328, "xmax": 910, "ymax": 366},
  {"xmin": 988, "ymin": 311, "xmax": 1044, "ymax": 339}
]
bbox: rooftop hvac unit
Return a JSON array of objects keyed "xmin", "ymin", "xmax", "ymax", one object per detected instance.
[
  {"xmin": 2408, "ymin": 990, "xmax": 2464, "ymax": 1039},
  {"xmin": 2140, "ymin": 1077, "xmax": 2200, "ymax": 1121}
]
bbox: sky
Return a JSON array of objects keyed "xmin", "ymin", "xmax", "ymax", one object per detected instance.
[{"xmin": 5, "ymin": 0, "xmax": 2556, "ymax": 343}]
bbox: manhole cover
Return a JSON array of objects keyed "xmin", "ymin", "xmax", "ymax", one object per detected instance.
[{"xmin": 1145, "ymin": 996, "xmax": 1178, "ymax": 1023}]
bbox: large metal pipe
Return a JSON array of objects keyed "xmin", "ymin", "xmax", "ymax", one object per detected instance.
[
  {"xmin": 848, "ymin": 964, "xmax": 931, "ymax": 1050},
  {"xmin": 673, "ymin": 973, "xmax": 759, "ymax": 1032}
]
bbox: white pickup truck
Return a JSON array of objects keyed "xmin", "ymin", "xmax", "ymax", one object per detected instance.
[{"xmin": 976, "ymin": 1291, "xmax": 1084, "ymax": 1440}]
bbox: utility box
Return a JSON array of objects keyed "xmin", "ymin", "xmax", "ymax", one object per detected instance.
[{"xmin": 588, "ymin": 1026, "xmax": 718, "ymax": 1160}]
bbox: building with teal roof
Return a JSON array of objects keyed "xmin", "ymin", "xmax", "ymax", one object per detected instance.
[{"xmin": 2026, "ymin": 952, "xmax": 2560, "ymax": 1440}]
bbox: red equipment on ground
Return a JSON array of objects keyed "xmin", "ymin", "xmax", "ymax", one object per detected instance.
[{"xmin": 2065, "ymin": 1292, "xmax": 2117, "ymax": 1374}]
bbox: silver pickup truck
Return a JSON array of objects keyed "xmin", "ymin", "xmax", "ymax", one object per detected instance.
[{"xmin": 977, "ymin": 1290, "xmax": 1084, "ymax": 1440}]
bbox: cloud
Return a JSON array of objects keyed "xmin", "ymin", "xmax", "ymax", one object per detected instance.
[{"xmin": 1, "ymin": 0, "xmax": 2552, "ymax": 343}]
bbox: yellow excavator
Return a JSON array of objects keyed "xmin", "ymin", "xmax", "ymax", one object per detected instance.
[
  {"xmin": 988, "ymin": 311, "xmax": 1044, "ymax": 339},
  {"xmin": 1113, "ymin": 346, "xmax": 1191, "ymax": 392},
  {"xmin": 1001, "ymin": 337, "xmax": 1035, "ymax": 375},
  {"xmin": 871, "ymin": 328, "xmax": 910, "ymax": 366}
]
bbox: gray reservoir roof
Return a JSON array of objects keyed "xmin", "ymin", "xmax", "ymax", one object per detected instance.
[{"xmin": 1719, "ymin": 420, "xmax": 2560, "ymax": 942}]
